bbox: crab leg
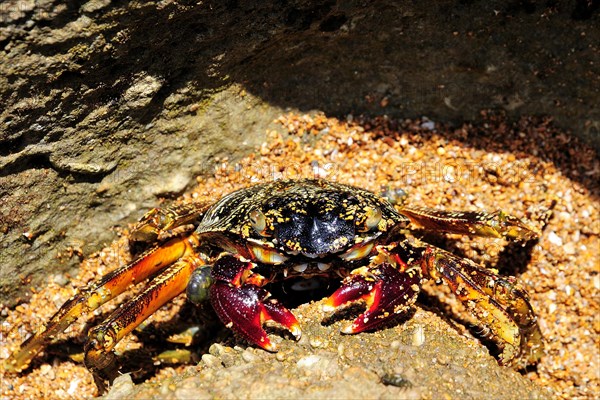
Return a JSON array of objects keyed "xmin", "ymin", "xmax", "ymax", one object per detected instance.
[
  {"xmin": 130, "ymin": 201, "xmax": 210, "ymax": 243},
  {"xmin": 3, "ymin": 234, "xmax": 199, "ymax": 373},
  {"xmin": 414, "ymin": 244, "xmax": 543, "ymax": 366},
  {"xmin": 209, "ymin": 254, "xmax": 301, "ymax": 351},
  {"xmin": 84, "ymin": 254, "xmax": 204, "ymax": 379},
  {"xmin": 399, "ymin": 206, "xmax": 540, "ymax": 240}
]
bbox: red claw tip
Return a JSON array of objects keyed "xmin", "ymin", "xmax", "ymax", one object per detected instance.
[
  {"xmin": 261, "ymin": 340, "xmax": 278, "ymax": 352},
  {"xmin": 289, "ymin": 324, "xmax": 302, "ymax": 340}
]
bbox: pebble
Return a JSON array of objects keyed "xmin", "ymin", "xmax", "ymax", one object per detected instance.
[
  {"xmin": 564, "ymin": 285, "xmax": 575, "ymax": 296},
  {"xmin": 412, "ymin": 325, "xmax": 425, "ymax": 347},
  {"xmin": 581, "ymin": 209, "xmax": 590, "ymax": 219},
  {"xmin": 122, "ymin": 74, "xmax": 163, "ymax": 109},
  {"xmin": 547, "ymin": 231, "xmax": 563, "ymax": 246},
  {"xmin": 241, "ymin": 349, "xmax": 258, "ymax": 363},
  {"xmin": 201, "ymin": 354, "xmax": 222, "ymax": 368},
  {"xmin": 105, "ymin": 374, "xmax": 134, "ymax": 400},
  {"xmin": 337, "ymin": 343, "xmax": 345, "ymax": 357},
  {"xmin": 297, "ymin": 355, "xmax": 321, "ymax": 368},
  {"xmin": 51, "ymin": 273, "xmax": 70, "ymax": 287},
  {"xmin": 563, "ymin": 242, "xmax": 576, "ymax": 255},
  {"xmin": 174, "ymin": 378, "xmax": 211, "ymax": 399},
  {"xmin": 80, "ymin": 0, "xmax": 111, "ymax": 13},
  {"xmin": 343, "ymin": 346, "xmax": 355, "ymax": 360},
  {"xmin": 67, "ymin": 379, "xmax": 82, "ymax": 397},
  {"xmin": 39, "ymin": 364, "xmax": 55, "ymax": 380},
  {"xmin": 159, "ymin": 384, "xmax": 170, "ymax": 395},
  {"xmin": 209, "ymin": 343, "xmax": 226, "ymax": 357},
  {"xmin": 436, "ymin": 353, "xmax": 450, "ymax": 365},
  {"xmin": 421, "ymin": 120, "xmax": 436, "ymax": 130}
]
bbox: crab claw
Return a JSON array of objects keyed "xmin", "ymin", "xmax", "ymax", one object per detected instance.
[
  {"xmin": 210, "ymin": 282, "xmax": 301, "ymax": 351},
  {"xmin": 209, "ymin": 254, "xmax": 300, "ymax": 351},
  {"xmin": 323, "ymin": 264, "xmax": 421, "ymax": 333}
]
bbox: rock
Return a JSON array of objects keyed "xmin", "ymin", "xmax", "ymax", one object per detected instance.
[
  {"xmin": 122, "ymin": 74, "xmax": 163, "ymax": 110},
  {"xmin": 102, "ymin": 304, "xmax": 551, "ymax": 399},
  {"xmin": 104, "ymin": 374, "xmax": 134, "ymax": 400}
]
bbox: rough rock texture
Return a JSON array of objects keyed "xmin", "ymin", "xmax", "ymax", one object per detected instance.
[{"xmin": 101, "ymin": 303, "xmax": 551, "ymax": 400}]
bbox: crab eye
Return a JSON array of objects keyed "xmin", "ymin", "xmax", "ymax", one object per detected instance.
[
  {"xmin": 186, "ymin": 266, "xmax": 213, "ymax": 305},
  {"xmin": 249, "ymin": 209, "xmax": 267, "ymax": 235},
  {"xmin": 364, "ymin": 206, "xmax": 382, "ymax": 231}
]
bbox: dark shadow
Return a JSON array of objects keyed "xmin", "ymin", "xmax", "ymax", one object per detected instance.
[
  {"xmin": 417, "ymin": 289, "xmax": 507, "ymax": 360},
  {"xmin": 495, "ymin": 240, "xmax": 539, "ymax": 277},
  {"xmin": 419, "ymin": 287, "xmax": 540, "ymax": 373},
  {"xmin": 40, "ymin": 301, "xmax": 225, "ymax": 390},
  {"xmin": 1, "ymin": 0, "xmax": 598, "ymax": 195},
  {"xmin": 268, "ymin": 276, "xmax": 340, "ymax": 309}
]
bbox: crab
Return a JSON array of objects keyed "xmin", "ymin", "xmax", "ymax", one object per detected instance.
[{"xmin": 4, "ymin": 179, "xmax": 543, "ymax": 383}]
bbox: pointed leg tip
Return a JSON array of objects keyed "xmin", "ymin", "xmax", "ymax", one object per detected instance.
[
  {"xmin": 1, "ymin": 360, "xmax": 17, "ymax": 374},
  {"xmin": 262, "ymin": 341, "xmax": 278, "ymax": 352},
  {"xmin": 321, "ymin": 303, "xmax": 336, "ymax": 313},
  {"xmin": 3, "ymin": 350, "xmax": 32, "ymax": 374},
  {"xmin": 341, "ymin": 324, "xmax": 360, "ymax": 334},
  {"xmin": 290, "ymin": 324, "xmax": 302, "ymax": 340}
]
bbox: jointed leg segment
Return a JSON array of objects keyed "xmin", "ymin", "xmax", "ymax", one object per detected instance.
[
  {"xmin": 416, "ymin": 244, "xmax": 543, "ymax": 366},
  {"xmin": 130, "ymin": 201, "xmax": 210, "ymax": 243},
  {"xmin": 85, "ymin": 253, "xmax": 205, "ymax": 377},
  {"xmin": 3, "ymin": 234, "xmax": 200, "ymax": 374},
  {"xmin": 399, "ymin": 205, "xmax": 540, "ymax": 240}
]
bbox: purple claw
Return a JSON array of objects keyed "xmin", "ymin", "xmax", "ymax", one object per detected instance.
[
  {"xmin": 323, "ymin": 264, "xmax": 421, "ymax": 333},
  {"xmin": 209, "ymin": 255, "xmax": 300, "ymax": 351}
]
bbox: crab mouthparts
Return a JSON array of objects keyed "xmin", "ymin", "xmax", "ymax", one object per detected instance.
[
  {"xmin": 247, "ymin": 234, "xmax": 378, "ymax": 265},
  {"xmin": 297, "ymin": 240, "xmax": 375, "ymax": 261},
  {"xmin": 300, "ymin": 251, "xmax": 326, "ymax": 259}
]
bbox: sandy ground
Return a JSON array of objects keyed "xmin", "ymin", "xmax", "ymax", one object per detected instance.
[{"xmin": 1, "ymin": 112, "xmax": 598, "ymax": 399}]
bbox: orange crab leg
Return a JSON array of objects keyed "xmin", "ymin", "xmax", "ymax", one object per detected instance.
[
  {"xmin": 84, "ymin": 254, "xmax": 204, "ymax": 378},
  {"xmin": 3, "ymin": 234, "xmax": 199, "ymax": 373},
  {"xmin": 418, "ymin": 245, "xmax": 543, "ymax": 366},
  {"xmin": 399, "ymin": 206, "xmax": 540, "ymax": 240}
]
